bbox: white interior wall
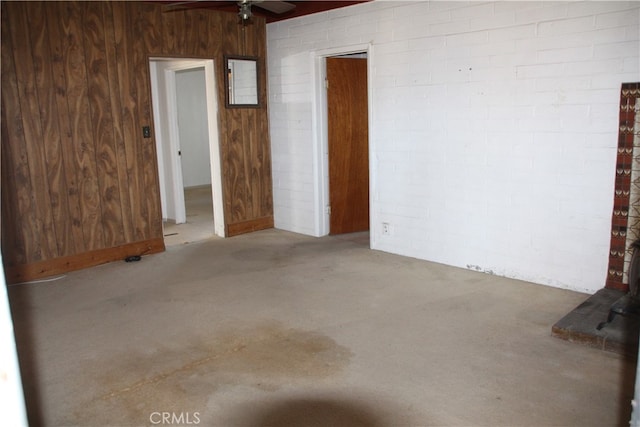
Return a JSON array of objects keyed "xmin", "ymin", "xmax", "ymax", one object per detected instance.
[
  {"xmin": 176, "ymin": 68, "xmax": 212, "ymax": 188},
  {"xmin": 267, "ymin": 0, "xmax": 640, "ymax": 293},
  {"xmin": 150, "ymin": 60, "xmax": 181, "ymax": 221}
]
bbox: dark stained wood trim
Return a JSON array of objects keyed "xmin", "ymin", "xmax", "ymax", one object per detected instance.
[
  {"xmin": 226, "ymin": 216, "xmax": 273, "ymax": 237},
  {"xmin": 5, "ymin": 238, "xmax": 165, "ymax": 284}
]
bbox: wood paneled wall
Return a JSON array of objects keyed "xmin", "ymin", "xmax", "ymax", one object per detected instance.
[{"xmin": 1, "ymin": 1, "xmax": 273, "ymax": 282}]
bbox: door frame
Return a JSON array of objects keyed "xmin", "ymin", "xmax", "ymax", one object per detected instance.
[
  {"xmin": 311, "ymin": 43, "xmax": 373, "ymax": 238},
  {"xmin": 149, "ymin": 58, "xmax": 226, "ymax": 237}
]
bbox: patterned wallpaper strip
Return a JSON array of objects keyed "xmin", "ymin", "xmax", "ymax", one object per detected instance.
[{"xmin": 606, "ymin": 83, "xmax": 640, "ymax": 292}]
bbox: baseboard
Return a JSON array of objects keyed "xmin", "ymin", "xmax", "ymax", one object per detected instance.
[
  {"xmin": 4, "ymin": 238, "xmax": 165, "ymax": 284},
  {"xmin": 226, "ymin": 216, "xmax": 274, "ymax": 237}
]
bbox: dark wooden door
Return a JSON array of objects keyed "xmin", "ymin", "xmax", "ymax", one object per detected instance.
[{"xmin": 327, "ymin": 57, "xmax": 369, "ymax": 235}]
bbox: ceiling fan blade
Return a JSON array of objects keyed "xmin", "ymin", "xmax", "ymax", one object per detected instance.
[
  {"xmin": 163, "ymin": 1, "xmax": 236, "ymax": 13},
  {"xmin": 254, "ymin": 1, "xmax": 296, "ymax": 15},
  {"xmin": 162, "ymin": 0, "xmax": 297, "ymax": 16},
  {"xmin": 162, "ymin": 2, "xmax": 193, "ymax": 12}
]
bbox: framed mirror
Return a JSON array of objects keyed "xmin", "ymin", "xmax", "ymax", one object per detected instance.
[{"xmin": 225, "ymin": 55, "xmax": 259, "ymax": 108}]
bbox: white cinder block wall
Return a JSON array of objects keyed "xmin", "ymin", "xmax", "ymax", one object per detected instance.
[{"xmin": 267, "ymin": 1, "xmax": 640, "ymax": 293}]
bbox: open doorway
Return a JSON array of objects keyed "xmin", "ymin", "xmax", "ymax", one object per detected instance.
[
  {"xmin": 170, "ymin": 67, "xmax": 214, "ymax": 245},
  {"xmin": 149, "ymin": 58, "xmax": 225, "ymax": 245}
]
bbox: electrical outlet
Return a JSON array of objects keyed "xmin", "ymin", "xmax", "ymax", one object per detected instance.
[{"xmin": 382, "ymin": 222, "xmax": 390, "ymax": 235}]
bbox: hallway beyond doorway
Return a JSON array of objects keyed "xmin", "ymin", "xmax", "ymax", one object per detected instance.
[{"xmin": 163, "ymin": 185, "xmax": 216, "ymax": 246}]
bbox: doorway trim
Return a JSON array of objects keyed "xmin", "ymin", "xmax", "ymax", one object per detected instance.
[
  {"xmin": 311, "ymin": 43, "xmax": 373, "ymax": 239},
  {"xmin": 149, "ymin": 57, "xmax": 226, "ymax": 238}
]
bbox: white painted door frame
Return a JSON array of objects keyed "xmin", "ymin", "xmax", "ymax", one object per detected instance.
[
  {"xmin": 310, "ymin": 43, "xmax": 373, "ymax": 240},
  {"xmin": 164, "ymin": 64, "xmax": 187, "ymax": 224},
  {"xmin": 149, "ymin": 58, "xmax": 226, "ymax": 237}
]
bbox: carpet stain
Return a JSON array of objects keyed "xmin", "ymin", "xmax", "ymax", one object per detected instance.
[{"xmin": 73, "ymin": 322, "xmax": 352, "ymax": 425}]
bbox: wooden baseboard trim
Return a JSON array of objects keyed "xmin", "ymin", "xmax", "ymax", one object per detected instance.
[
  {"xmin": 226, "ymin": 216, "xmax": 274, "ymax": 237},
  {"xmin": 4, "ymin": 238, "xmax": 165, "ymax": 284}
]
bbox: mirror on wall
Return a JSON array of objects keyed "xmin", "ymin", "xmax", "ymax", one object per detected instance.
[{"xmin": 225, "ymin": 56, "xmax": 259, "ymax": 108}]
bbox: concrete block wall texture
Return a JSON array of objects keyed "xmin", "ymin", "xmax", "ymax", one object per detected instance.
[{"xmin": 266, "ymin": 1, "xmax": 640, "ymax": 293}]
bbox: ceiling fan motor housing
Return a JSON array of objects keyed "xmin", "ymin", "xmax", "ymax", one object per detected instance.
[{"xmin": 238, "ymin": 0, "xmax": 252, "ymax": 21}]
